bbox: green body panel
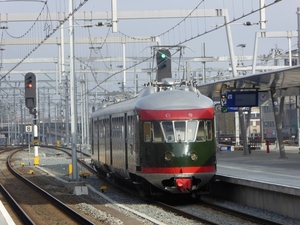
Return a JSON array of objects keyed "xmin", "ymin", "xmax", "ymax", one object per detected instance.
[{"xmin": 140, "ymin": 141, "xmax": 216, "ymax": 167}]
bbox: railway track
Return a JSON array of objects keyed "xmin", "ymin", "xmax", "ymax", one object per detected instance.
[
  {"xmin": 45, "ymin": 147, "xmax": 277, "ymax": 225},
  {"xmin": 154, "ymin": 196, "xmax": 284, "ymax": 225},
  {"xmin": 199, "ymin": 200, "xmax": 283, "ymax": 225},
  {"xmin": 0, "ymin": 147, "xmax": 96, "ymax": 225},
  {"xmin": 9, "ymin": 145, "xmax": 286, "ymax": 225}
]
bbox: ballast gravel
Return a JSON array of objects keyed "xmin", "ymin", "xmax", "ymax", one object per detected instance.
[{"xmin": 17, "ymin": 149, "xmax": 300, "ymax": 225}]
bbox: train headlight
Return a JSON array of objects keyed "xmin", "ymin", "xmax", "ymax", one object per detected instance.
[
  {"xmin": 164, "ymin": 152, "xmax": 173, "ymax": 161},
  {"xmin": 190, "ymin": 152, "xmax": 198, "ymax": 161}
]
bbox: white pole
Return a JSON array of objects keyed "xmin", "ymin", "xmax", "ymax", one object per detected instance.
[
  {"xmin": 260, "ymin": 0, "xmax": 266, "ymax": 30},
  {"xmin": 122, "ymin": 43, "xmax": 126, "ymax": 86},
  {"xmin": 202, "ymin": 43, "xmax": 206, "ymax": 83},
  {"xmin": 85, "ymin": 75, "xmax": 89, "ymax": 146},
  {"xmin": 252, "ymin": 32, "xmax": 259, "ymax": 74},
  {"xmin": 61, "ymin": 24, "xmax": 65, "ymax": 78},
  {"xmin": 81, "ymin": 77, "xmax": 84, "ymax": 145},
  {"xmin": 224, "ymin": 9, "xmax": 237, "ymax": 78},
  {"xmin": 288, "ymin": 37, "xmax": 292, "ymax": 66},
  {"xmin": 111, "ymin": 0, "xmax": 118, "ymax": 33},
  {"xmin": 69, "ymin": 0, "xmax": 78, "ymax": 180}
]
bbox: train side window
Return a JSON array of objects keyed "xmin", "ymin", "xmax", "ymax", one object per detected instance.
[
  {"xmin": 144, "ymin": 122, "xmax": 151, "ymax": 142},
  {"xmin": 196, "ymin": 120, "xmax": 205, "ymax": 141},
  {"xmin": 111, "ymin": 119, "xmax": 115, "ymax": 138},
  {"xmin": 120, "ymin": 117, "xmax": 124, "ymax": 139},
  {"xmin": 161, "ymin": 121, "xmax": 175, "ymax": 142},
  {"xmin": 105, "ymin": 119, "xmax": 110, "ymax": 137},
  {"xmin": 122, "ymin": 125, "xmax": 125, "ymax": 140},
  {"xmin": 206, "ymin": 120, "xmax": 213, "ymax": 140},
  {"xmin": 93, "ymin": 120, "xmax": 98, "ymax": 139},
  {"xmin": 153, "ymin": 121, "xmax": 163, "ymax": 142},
  {"xmin": 128, "ymin": 116, "xmax": 133, "ymax": 136},
  {"xmin": 100, "ymin": 120, "xmax": 104, "ymax": 138}
]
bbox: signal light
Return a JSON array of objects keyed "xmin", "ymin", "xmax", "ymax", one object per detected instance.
[
  {"xmin": 160, "ymin": 53, "xmax": 166, "ymax": 59},
  {"xmin": 27, "ymin": 82, "xmax": 33, "ymax": 88},
  {"xmin": 156, "ymin": 49, "xmax": 170, "ymax": 70},
  {"xmin": 24, "ymin": 72, "xmax": 36, "ymax": 110},
  {"xmin": 221, "ymin": 106, "xmax": 228, "ymax": 113},
  {"xmin": 156, "ymin": 49, "xmax": 171, "ymax": 81},
  {"xmin": 220, "ymin": 94, "xmax": 227, "ymax": 113}
]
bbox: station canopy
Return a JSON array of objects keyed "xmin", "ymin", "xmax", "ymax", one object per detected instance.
[{"xmin": 197, "ymin": 65, "xmax": 300, "ymax": 101}]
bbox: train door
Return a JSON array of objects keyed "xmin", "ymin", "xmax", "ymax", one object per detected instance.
[
  {"xmin": 104, "ymin": 117, "xmax": 111, "ymax": 165},
  {"xmin": 91, "ymin": 118, "xmax": 98, "ymax": 158},
  {"xmin": 111, "ymin": 113, "xmax": 126, "ymax": 169},
  {"xmin": 124, "ymin": 113, "xmax": 128, "ymax": 170},
  {"xmin": 96, "ymin": 118, "xmax": 100, "ymax": 162},
  {"xmin": 126, "ymin": 112, "xmax": 136, "ymax": 172},
  {"xmin": 91, "ymin": 118, "xmax": 94, "ymax": 155},
  {"xmin": 99, "ymin": 118, "xmax": 105, "ymax": 163}
]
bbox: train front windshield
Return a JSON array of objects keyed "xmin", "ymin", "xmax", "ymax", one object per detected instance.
[{"xmin": 144, "ymin": 120, "xmax": 213, "ymax": 143}]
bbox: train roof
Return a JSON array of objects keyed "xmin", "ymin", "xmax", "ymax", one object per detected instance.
[
  {"xmin": 136, "ymin": 88, "xmax": 213, "ymax": 110},
  {"xmin": 91, "ymin": 86, "xmax": 213, "ymax": 118}
]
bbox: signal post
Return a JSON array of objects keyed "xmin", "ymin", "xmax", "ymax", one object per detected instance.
[{"xmin": 24, "ymin": 72, "xmax": 39, "ymax": 165}]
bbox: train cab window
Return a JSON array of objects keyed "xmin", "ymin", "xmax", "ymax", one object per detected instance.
[
  {"xmin": 162, "ymin": 121, "xmax": 175, "ymax": 142},
  {"xmin": 144, "ymin": 122, "xmax": 151, "ymax": 142},
  {"xmin": 153, "ymin": 121, "xmax": 163, "ymax": 142},
  {"xmin": 196, "ymin": 120, "xmax": 205, "ymax": 141},
  {"xmin": 187, "ymin": 121, "xmax": 197, "ymax": 142},
  {"xmin": 174, "ymin": 121, "xmax": 185, "ymax": 142},
  {"xmin": 206, "ymin": 121, "xmax": 213, "ymax": 140}
]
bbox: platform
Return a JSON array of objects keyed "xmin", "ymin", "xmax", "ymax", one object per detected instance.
[
  {"xmin": 216, "ymin": 145, "xmax": 300, "ymax": 189},
  {"xmin": 0, "ymin": 200, "xmax": 15, "ymax": 225}
]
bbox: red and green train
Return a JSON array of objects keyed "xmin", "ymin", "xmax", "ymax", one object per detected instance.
[{"xmin": 90, "ymin": 81, "xmax": 216, "ymax": 196}]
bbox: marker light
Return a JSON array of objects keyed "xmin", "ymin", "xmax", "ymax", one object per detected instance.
[
  {"xmin": 164, "ymin": 152, "xmax": 173, "ymax": 161},
  {"xmin": 190, "ymin": 152, "xmax": 198, "ymax": 161}
]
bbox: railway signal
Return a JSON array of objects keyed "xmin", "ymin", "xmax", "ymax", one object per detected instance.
[
  {"xmin": 24, "ymin": 72, "xmax": 39, "ymax": 166},
  {"xmin": 24, "ymin": 72, "xmax": 36, "ymax": 110},
  {"xmin": 221, "ymin": 106, "xmax": 228, "ymax": 113},
  {"xmin": 156, "ymin": 49, "xmax": 171, "ymax": 81},
  {"xmin": 220, "ymin": 94, "xmax": 228, "ymax": 113}
]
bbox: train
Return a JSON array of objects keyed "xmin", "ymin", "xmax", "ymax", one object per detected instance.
[
  {"xmin": 90, "ymin": 78, "xmax": 216, "ymax": 196},
  {"xmin": 0, "ymin": 134, "xmax": 7, "ymax": 146}
]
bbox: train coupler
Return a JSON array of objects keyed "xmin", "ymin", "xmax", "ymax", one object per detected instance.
[{"xmin": 175, "ymin": 178, "xmax": 192, "ymax": 193}]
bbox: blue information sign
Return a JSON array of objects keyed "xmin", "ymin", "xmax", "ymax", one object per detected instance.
[
  {"xmin": 227, "ymin": 107, "xmax": 251, "ymax": 112},
  {"xmin": 226, "ymin": 92, "xmax": 258, "ymax": 107}
]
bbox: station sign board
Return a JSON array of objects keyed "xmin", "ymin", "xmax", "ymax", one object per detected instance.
[{"xmin": 226, "ymin": 92, "xmax": 258, "ymax": 107}]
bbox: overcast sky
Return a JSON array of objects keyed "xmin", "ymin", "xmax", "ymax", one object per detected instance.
[
  {"xmin": 1, "ymin": 0, "xmax": 298, "ymax": 57},
  {"xmin": 0, "ymin": 0, "xmax": 298, "ymax": 119},
  {"xmin": 0, "ymin": 0, "xmax": 299, "ymax": 88}
]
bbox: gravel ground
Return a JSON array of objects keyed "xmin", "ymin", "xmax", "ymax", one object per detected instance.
[{"xmin": 15, "ymin": 148, "xmax": 300, "ymax": 225}]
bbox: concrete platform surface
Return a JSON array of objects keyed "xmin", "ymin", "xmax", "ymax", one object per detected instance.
[{"xmin": 217, "ymin": 145, "xmax": 300, "ymax": 189}]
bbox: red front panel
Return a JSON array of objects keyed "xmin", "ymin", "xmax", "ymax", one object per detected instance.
[
  {"xmin": 141, "ymin": 166, "xmax": 216, "ymax": 174},
  {"xmin": 139, "ymin": 108, "xmax": 214, "ymax": 121}
]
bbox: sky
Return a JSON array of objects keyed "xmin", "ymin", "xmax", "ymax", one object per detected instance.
[
  {"xmin": 1, "ymin": 1, "xmax": 298, "ymax": 62},
  {"xmin": 0, "ymin": 0, "xmax": 299, "ymax": 112},
  {"xmin": 1, "ymin": 0, "xmax": 298, "ymax": 51}
]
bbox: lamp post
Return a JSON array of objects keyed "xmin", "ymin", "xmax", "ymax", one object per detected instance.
[{"xmin": 289, "ymin": 96, "xmax": 293, "ymax": 141}]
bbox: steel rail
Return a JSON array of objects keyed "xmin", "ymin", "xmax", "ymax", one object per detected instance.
[
  {"xmin": 0, "ymin": 184, "xmax": 35, "ymax": 225},
  {"xmin": 8, "ymin": 149, "xmax": 95, "ymax": 225}
]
